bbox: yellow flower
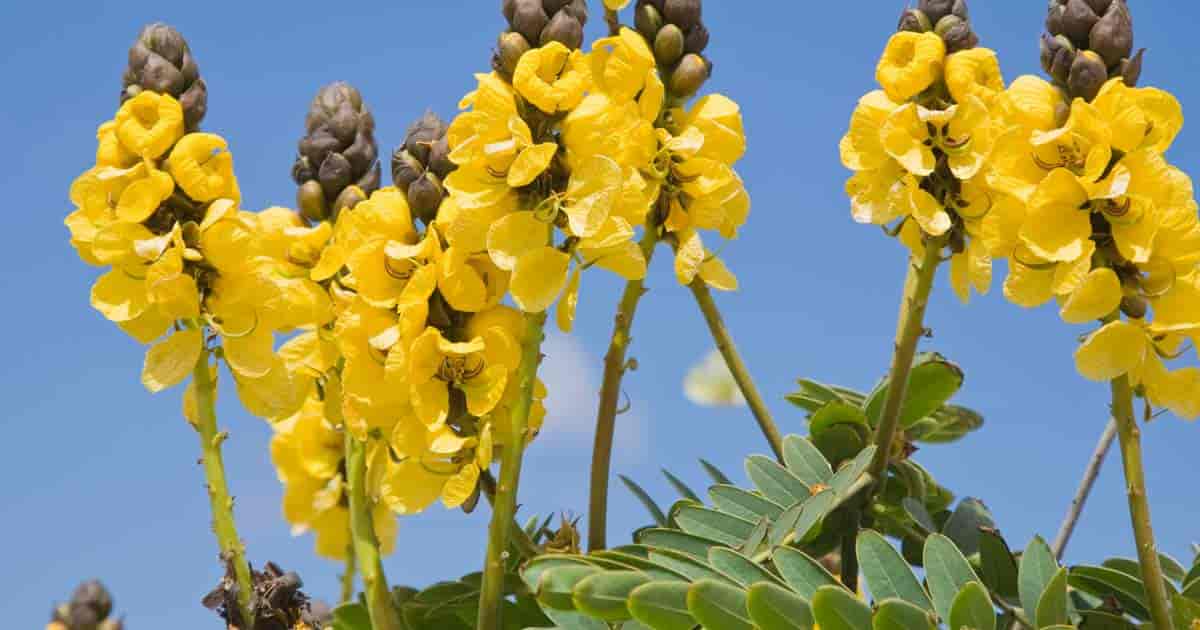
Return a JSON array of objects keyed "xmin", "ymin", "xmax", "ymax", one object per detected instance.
[
  {"xmin": 989, "ymin": 98, "xmax": 1112, "ymax": 203},
  {"xmin": 1018, "ymin": 166, "xmax": 1128, "ymax": 263},
  {"xmin": 841, "ymin": 91, "xmax": 902, "ymax": 173},
  {"xmin": 514, "ymin": 42, "xmax": 590, "ymax": 114},
  {"xmin": 845, "ymin": 162, "xmax": 907, "ymax": 226},
  {"xmin": 335, "ymin": 299, "xmax": 416, "ymax": 436},
  {"xmin": 114, "ymin": 91, "xmax": 184, "ymax": 159},
  {"xmin": 407, "ymin": 327, "xmax": 516, "ymax": 429},
  {"xmin": 673, "ymin": 228, "xmax": 739, "ymax": 291},
  {"xmin": 1074, "ymin": 319, "xmax": 1200, "ymax": 419},
  {"xmin": 1002, "ymin": 241, "xmax": 1095, "ymax": 309},
  {"xmin": 589, "ymin": 28, "xmax": 658, "ymax": 104},
  {"xmin": 881, "ymin": 97, "xmax": 994, "ymax": 180},
  {"xmin": 875, "ymin": 32, "xmax": 946, "ymax": 103},
  {"xmin": 562, "ymin": 92, "xmax": 657, "ymax": 171},
  {"xmin": 166, "ymin": 133, "xmax": 239, "ymax": 203},
  {"xmin": 440, "ymin": 167, "xmax": 521, "ymax": 252},
  {"xmin": 679, "ymin": 94, "xmax": 747, "ymax": 166},
  {"xmin": 448, "ymin": 73, "xmax": 558, "ymax": 187},
  {"xmin": 1092, "ymin": 79, "xmax": 1185, "ymax": 154},
  {"xmin": 945, "ymin": 48, "xmax": 1005, "ymax": 107},
  {"xmin": 95, "ymin": 120, "xmax": 138, "ymax": 168},
  {"xmin": 439, "ymin": 246, "xmax": 509, "ymax": 313},
  {"xmin": 343, "ymin": 195, "xmax": 429, "ymax": 308},
  {"xmin": 603, "ymin": 0, "xmax": 631, "ymax": 9},
  {"xmin": 141, "ymin": 328, "xmax": 203, "ymax": 393},
  {"xmin": 998, "ymin": 75, "xmax": 1065, "ymax": 132}
]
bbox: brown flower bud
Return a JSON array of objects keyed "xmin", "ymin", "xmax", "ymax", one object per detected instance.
[
  {"xmin": 1089, "ymin": 0, "xmax": 1133, "ymax": 67},
  {"xmin": 541, "ymin": 10, "xmax": 584, "ymax": 49},
  {"xmin": 391, "ymin": 149, "xmax": 423, "ymax": 189},
  {"xmin": 684, "ymin": 23, "xmax": 709, "ymax": 54},
  {"xmin": 1068, "ymin": 49, "xmax": 1108, "ymax": 101},
  {"xmin": 333, "ymin": 185, "xmax": 367, "ymax": 217},
  {"xmin": 408, "ymin": 173, "xmax": 445, "ymax": 224},
  {"xmin": 663, "ymin": 0, "xmax": 701, "ymax": 30},
  {"xmin": 404, "ymin": 111, "xmax": 446, "ymax": 164},
  {"xmin": 1085, "ymin": 0, "xmax": 1113, "ymax": 14},
  {"xmin": 563, "ymin": 0, "xmax": 589, "ymax": 22},
  {"xmin": 494, "ymin": 31, "xmax": 531, "ymax": 78},
  {"xmin": 122, "ymin": 23, "xmax": 208, "ymax": 130},
  {"xmin": 503, "ymin": 0, "xmax": 517, "ymax": 22},
  {"xmin": 1120, "ymin": 48, "xmax": 1145, "ymax": 86},
  {"xmin": 298, "ymin": 180, "xmax": 329, "ymax": 222},
  {"xmin": 635, "ymin": 3, "xmax": 664, "ymax": 40},
  {"xmin": 670, "ymin": 53, "xmax": 710, "ymax": 97},
  {"xmin": 1121, "ymin": 295, "xmax": 1148, "ymax": 320},
  {"xmin": 898, "ymin": 9, "xmax": 933, "ymax": 33},
  {"xmin": 654, "ymin": 24, "xmax": 686, "ymax": 66},
  {"xmin": 511, "ymin": 0, "xmax": 549, "ymax": 44},
  {"xmin": 543, "ymin": 0, "xmax": 572, "ymax": 12},
  {"xmin": 429, "ymin": 135, "xmax": 454, "ymax": 178},
  {"xmin": 318, "ymin": 152, "xmax": 353, "ymax": 196},
  {"xmin": 918, "ymin": 0, "xmax": 956, "ymax": 24},
  {"xmin": 1041, "ymin": 34, "xmax": 1076, "ymax": 85},
  {"xmin": 1061, "ymin": 0, "xmax": 1100, "ymax": 46},
  {"xmin": 935, "ymin": 15, "xmax": 978, "ymax": 53}
]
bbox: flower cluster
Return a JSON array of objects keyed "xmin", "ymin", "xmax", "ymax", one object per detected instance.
[
  {"xmin": 989, "ymin": 76, "xmax": 1200, "ymax": 418},
  {"xmin": 841, "ymin": 0, "xmax": 1006, "ymax": 303}
]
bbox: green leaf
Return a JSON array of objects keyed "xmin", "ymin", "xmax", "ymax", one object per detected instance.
[
  {"xmin": 699, "ymin": 458, "xmax": 733, "ymax": 485},
  {"xmin": 539, "ymin": 607, "xmax": 611, "ymax": 630},
  {"xmin": 809, "ymin": 402, "xmax": 871, "ymax": 465},
  {"xmin": 901, "ymin": 497, "xmax": 937, "ymax": 534},
  {"xmin": 923, "ymin": 533, "xmax": 983, "ymax": 623},
  {"xmin": 771, "ymin": 489, "xmax": 838, "ymax": 547},
  {"xmin": 865, "ymin": 353, "xmax": 964, "ymax": 428},
  {"xmin": 1104, "ymin": 553, "xmax": 1187, "ymax": 584},
  {"xmin": 1172, "ymin": 593, "xmax": 1200, "ymax": 629},
  {"xmin": 857, "ymin": 529, "xmax": 932, "ymax": 611},
  {"xmin": 673, "ymin": 504, "xmax": 758, "ymax": 547},
  {"xmin": 1068, "ymin": 565, "xmax": 1151, "ymax": 620},
  {"xmin": 1035, "ymin": 567, "xmax": 1069, "ymax": 629},
  {"xmin": 1018, "ymin": 536, "xmax": 1058, "ymax": 623},
  {"xmin": 787, "ymin": 379, "xmax": 848, "ymax": 412},
  {"xmin": 687, "ymin": 579, "xmax": 753, "ymax": 630},
  {"xmin": 662, "ymin": 469, "xmax": 701, "ymax": 503},
  {"xmin": 538, "ymin": 565, "xmax": 601, "ymax": 611},
  {"xmin": 1185, "ymin": 576, "xmax": 1200, "ymax": 600},
  {"xmin": 783, "ymin": 435, "xmax": 834, "ymax": 487},
  {"xmin": 628, "ymin": 581, "xmax": 695, "ymax": 630},
  {"xmin": 812, "ymin": 584, "xmax": 873, "ymax": 630},
  {"xmin": 572, "ymin": 571, "xmax": 649, "ymax": 622},
  {"xmin": 978, "ymin": 528, "xmax": 1020, "ymax": 601},
  {"xmin": 941, "ymin": 498, "xmax": 994, "ymax": 557},
  {"xmin": 709, "ymin": 484, "xmax": 786, "ymax": 523},
  {"xmin": 1077, "ymin": 610, "xmax": 1136, "ymax": 630},
  {"xmin": 830, "ymin": 446, "xmax": 877, "ymax": 497},
  {"xmin": 588, "ymin": 551, "xmax": 688, "ymax": 582},
  {"xmin": 746, "ymin": 455, "xmax": 809, "ymax": 506},
  {"xmin": 709, "ymin": 547, "xmax": 781, "ymax": 588},
  {"xmin": 746, "ymin": 581, "xmax": 815, "ymax": 630},
  {"xmin": 331, "ymin": 603, "xmax": 371, "ymax": 630},
  {"xmin": 646, "ymin": 547, "xmax": 737, "ymax": 585},
  {"xmin": 1184, "ymin": 559, "xmax": 1200, "ymax": 590},
  {"xmin": 873, "ymin": 598, "xmax": 937, "ymax": 630},
  {"xmin": 524, "ymin": 557, "xmax": 593, "ymax": 592},
  {"xmin": 620, "ymin": 475, "xmax": 668, "ymax": 526},
  {"xmin": 741, "ymin": 516, "xmax": 770, "ymax": 556},
  {"xmin": 915, "ymin": 404, "xmax": 984, "ymax": 444},
  {"xmin": 774, "ymin": 546, "xmax": 840, "ymax": 600},
  {"xmin": 636, "ymin": 528, "xmax": 723, "ymax": 561},
  {"xmin": 949, "ymin": 582, "xmax": 995, "ymax": 630}
]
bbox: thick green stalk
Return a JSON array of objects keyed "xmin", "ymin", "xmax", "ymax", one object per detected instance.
[
  {"xmin": 688, "ymin": 277, "xmax": 785, "ymax": 462},
  {"xmin": 866, "ymin": 236, "xmax": 945, "ymax": 498},
  {"xmin": 480, "ymin": 469, "xmax": 542, "ymax": 561},
  {"xmin": 1109, "ymin": 369, "xmax": 1174, "ymax": 630},
  {"xmin": 191, "ymin": 349, "xmax": 254, "ymax": 627},
  {"xmin": 588, "ymin": 227, "xmax": 659, "ymax": 552},
  {"xmin": 345, "ymin": 434, "xmax": 400, "ymax": 630},
  {"xmin": 478, "ymin": 311, "xmax": 548, "ymax": 630}
]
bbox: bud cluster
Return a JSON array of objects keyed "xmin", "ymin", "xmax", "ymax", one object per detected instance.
[
  {"xmin": 204, "ymin": 560, "xmax": 323, "ymax": 630},
  {"xmin": 898, "ymin": 0, "xmax": 978, "ymax": 53},
  {"xmin": 121, "ymin": 23, "xmax": 208, "ymax": 131},
  {"xmin": 391, "ymin": 112, "xmax": 455, "ymax": 226},
  {"xmin": 1041, "ymin": 0, "xmax": 1141, "ymax": 102},
  {"xmin": 293, "ymin": 82, "xmax": 382, "ymax": 222},
  {"xmin": 634, "ymin": 0, "xmax": 711, "ymax": 97},
  {"xmin": 47, "ymin": 581, "xmax": 123, "ymax": 630},
  {"xmin": 494, "ymin": 0, "xmax": 589, "ymax": 77}
]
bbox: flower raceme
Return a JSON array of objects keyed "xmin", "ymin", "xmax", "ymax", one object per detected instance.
[
  {"xmin": 985, "ymin": 73, "xmax": 1200, "ymax": 418},
  {"xmin": 841, "ymin": 23, "xmax": 1007, "ymax": 304}
]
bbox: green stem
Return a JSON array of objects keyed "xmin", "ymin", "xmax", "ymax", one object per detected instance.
[
  {"xmin": 191, "ymin": 348, "xmax": 255, "ymax": 627},
  {"xmin": 588, "ymin": 227, "xmax": 659, "ymax": 552},
  {"xmin": 840, "ymin": 512, "xmax": 860, "ymax": 592},
  {"xmin": 480, "ymin": 469, "xmax": 542, "ymax": 561},
  {"xmin": 339, "ymin": 541, "xmax": 356, "ymax": 604},
  {"xmin": 346, "ymin": 434, "xmax": 400, "ymax": 630},
  {"xmin": 478, "ymin": 311, "xmax": 548, "ymax": 630},
  {"xmin": 1109, "ymin": 366, "xmax": 1175, "ymax": 630},
  {"xmin": 866, "ymin": 236, "xmax": 945, "ymax": 499},
  {"xmin": 687, "ymin": 277, "xmax": 786, "ymax": 462}
]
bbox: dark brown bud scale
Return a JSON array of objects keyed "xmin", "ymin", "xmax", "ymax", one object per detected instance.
[
  {"xmin": 122, "ymin": 23, "xmax": 208, "ymax": 130},
  {"xmin": 1043, "ymin": 0, "xmax": 1140, "ymax": 100},
  {"xmin": 392, "ymin": 112, "xmax": 456, "ymax": 225}
]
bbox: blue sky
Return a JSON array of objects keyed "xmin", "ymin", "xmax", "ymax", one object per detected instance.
[{"xmin": 1, "ymin": 1, "xmax": 1197, "ymax": 626}]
